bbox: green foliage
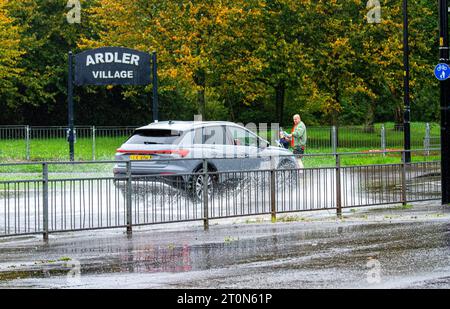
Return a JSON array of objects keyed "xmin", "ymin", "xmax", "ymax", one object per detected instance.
[
  {"xmin": 0, "ymin": 0, "xmax": 442, "ymax": 126},
  {"xmin": 0, "ymin": 0, "xmax": 23, "ymax": 109}
]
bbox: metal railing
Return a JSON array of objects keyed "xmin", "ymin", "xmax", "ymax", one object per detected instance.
[
  {"xmin": 0, "ymin": 125, "xmax": 138, "ymax": 161},
  {"xmin": 0, "ymin": 150, "xmax": 442, "ymax": 240},
  {"xmin": 0, "ymin": 124, "xmax": 441, "ymax": 161}
]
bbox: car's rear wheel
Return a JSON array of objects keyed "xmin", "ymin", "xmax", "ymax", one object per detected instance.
[{"xmin": 189, "ymin": 166, "xmax": 217, "ymax": 201}]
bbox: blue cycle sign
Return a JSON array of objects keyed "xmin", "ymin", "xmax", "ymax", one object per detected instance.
[{"xmin": 434, "ymin": 63, "xmax": 450, "ymax": 81}]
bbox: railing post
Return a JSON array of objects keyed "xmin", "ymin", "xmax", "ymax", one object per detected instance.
[
  {"xmin": 381, "ymin": 124, "xmax": 386, "ymax": 157},
  {"xmin": 270, "ymin": 156, "xmax": 277, "ymax": 223},
  {"xmin": 25, "ymin": 126, "xmax": 31, "ymax": 161},
  {"xmin": 202, "ymin": 159, "xmax": 209, "ymax": 231},
  {"xmin": 424, "ymin": 123, "xmax": 431, "ymax": 156},
  {"xmin": 42, "ymin": 163, "xmax": 49, "ymax": 241},
  {"xmin": 92, "ymin": 126, "xmax": 96, "ymax": 161},
  {"xmin": 401, "ymin": 151, "xmax": 407, "ymax": 206},
  {"xmin": 336, "ymin": 154, "xmax": 342, "ymax": 218},
  {"xmin": 332, "ymin": 126, "xmax": 337, "ymax": 154},
  {"xmin": 126, "ymin": 160, "xmax": 133, "ymax": 235}
]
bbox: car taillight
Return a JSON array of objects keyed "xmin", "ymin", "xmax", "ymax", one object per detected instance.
[
  {"xmin": 172, "ymin": 149, "xmax": 190, "ymax": 157},
  {"xmin": 116, "ymin": 149, "xmax": 190, "ymax": 158}
]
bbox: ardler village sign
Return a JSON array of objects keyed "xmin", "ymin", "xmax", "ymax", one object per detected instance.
[
  {"xmin": 67, "ymin": 47, "xmax": 156, "ymax": 161},
  {"xmin": 86, "ymin": 52, "xmax": 140, "ymax": 79},
  {"xmin": 74, "ymin": 47, "xmax": 151, "ymax": 86}
]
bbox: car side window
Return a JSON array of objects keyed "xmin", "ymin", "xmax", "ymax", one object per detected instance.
[
  {"xmin": 227, "ymin": 126, "xmax": 258, "ymax": 147},
  {"xmin": 193, "ymin": 126, "xmax": 228, "ymax": 145},
  {"xmin": 179, "ymin": 130, "xmax": 194, "ymax": 146},
  {"xmin": 204, "ymin": 126, "xmax": 227, "ymax": 145}
]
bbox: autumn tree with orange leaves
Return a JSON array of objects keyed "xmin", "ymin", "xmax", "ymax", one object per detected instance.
[
  {"xmin": 0, "ymin": 0, "xmax": 440, "ymax": 126},
  {"xmin": 0, "ymin": 0, "xmax": 23, "ymax": 105}
]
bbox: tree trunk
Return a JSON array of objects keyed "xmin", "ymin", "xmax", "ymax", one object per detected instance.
[
  {"xmin": 394, "ymin": 104, "xmax": 404, "ymax": 131},
  {"xmin": 363, "ymin": 101, "xmax": 375, "ymax": 133},
  {"xmin": 226, "ymin": 97, "xmax": 235, "ymax": 122},
  {"xmin": 197, "ymin": 88, "xmax": 206, "ymax": 121},
  {"xmin": 330, "ymin": 80, "xmax": 340, "ymax": 126},
  {"xmin": 194, "ymin": 69, "xmax": 206, "ymax": 120},
  {"xmin": 275, "ymin": 83, "xmax": 285, "ymax": 125}
]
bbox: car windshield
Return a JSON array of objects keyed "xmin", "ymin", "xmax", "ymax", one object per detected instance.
[{"xmin": 125, "ymin": 129, "xmax": 183, "ymax": 145}]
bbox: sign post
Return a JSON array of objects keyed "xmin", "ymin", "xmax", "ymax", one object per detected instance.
[
  {"xmin": 439, "ymin": 0, "xmax": 450, "ymax": 204},
  {"xmin": 67, "ymin": 47, "xmax": 154, "ymax": 161},
  {"xmin": 68, "ymin": 51, "xmax": 75, "ymax": 161}
]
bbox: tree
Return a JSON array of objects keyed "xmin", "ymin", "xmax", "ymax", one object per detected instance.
[
  {"xmin": 0, "ymin": 0, "xmax": 440, "ymax": 126},
  {"xmin": 225, "ymin": 0, "xmax": 312, "ymax": 125},
  {"xmin": 82, "ymin": 0, "xmax": 253, "ymax": 120},
  {"xmin": 5, "ymin": 0, "xmax": 91, "ymax": 124},
  {"xmin": 0, "ymin": 0, "xmax": 23, "ymax": 113}
]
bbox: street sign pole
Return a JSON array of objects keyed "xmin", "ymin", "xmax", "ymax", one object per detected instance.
[
  {"xmin": 68, "ymin": 51, "xmax": 75, "ymax": 161},
  {"xmin": 403, "ymin": 0, "xmax": 411, "ymax": 163},
  {"xmin": 439, "ymin": 0, "xmax": 450, "ymax": 204}
]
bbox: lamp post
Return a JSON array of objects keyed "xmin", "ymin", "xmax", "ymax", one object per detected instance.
[
  {"xmin": 403, "ymin": 0, "xmax": 411, "ymax": 163},
  {"xmin": 439, "ymin": 0, "xmax": 450, "ymax": 204},
  {"xmin": 152, "ymin": 51, "xmax": 159, "ymax": 123}
]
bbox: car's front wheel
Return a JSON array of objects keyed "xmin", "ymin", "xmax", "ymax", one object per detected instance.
[
  {"xmin": 277, "ymin": 159, "xmax": 297, "ymax": 170},
  {"xmin": 276, "ymin": 159, "xmax": 299, "ymax": 187}
]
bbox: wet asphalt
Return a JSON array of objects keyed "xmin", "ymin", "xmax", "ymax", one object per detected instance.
[{"xmin": 0, "ymin": 202, "xmax": 450, "ymax": 289}]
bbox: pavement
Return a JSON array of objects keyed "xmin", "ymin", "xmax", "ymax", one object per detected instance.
[{"xmin": 0, "ymin": 201, "xmax": 450, "ymax": 289}]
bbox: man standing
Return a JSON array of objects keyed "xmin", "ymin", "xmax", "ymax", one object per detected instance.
[{"xmin": 287, "ymin": 114, "xmax": 307, "ymax": 155}]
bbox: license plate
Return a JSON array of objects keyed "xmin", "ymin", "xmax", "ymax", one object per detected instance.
[{"xmin": 130, "ymin": 155, "xmax": 152, "ymax": 161}]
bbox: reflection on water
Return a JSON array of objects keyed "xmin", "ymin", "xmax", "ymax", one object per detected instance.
[{"xmin": 120, "ymin": 244, "xmax": 192, "ymax": 273}]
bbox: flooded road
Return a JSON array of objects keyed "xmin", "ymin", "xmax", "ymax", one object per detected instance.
[{"xmin": 0, "ymin": 202, "xmax": 449, "ymax": 288}]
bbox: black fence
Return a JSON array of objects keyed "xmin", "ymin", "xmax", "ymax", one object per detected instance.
[
  {"xmin": 0, "ymin": 124, "xmax": 441, "ymax": 161},
  {"xmin": 0, "ymin": 151, "xmax": 441, "ymax": 240}
]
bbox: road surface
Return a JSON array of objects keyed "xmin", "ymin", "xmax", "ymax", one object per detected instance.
[{"xmin": 0, "ymin": 201, "xmax": 449, "ymax": 289}]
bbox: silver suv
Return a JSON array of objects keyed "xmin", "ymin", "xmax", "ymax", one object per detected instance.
[{"xmin": 114, "ymin": 121, "xmax": 298, "ymax": 198}]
